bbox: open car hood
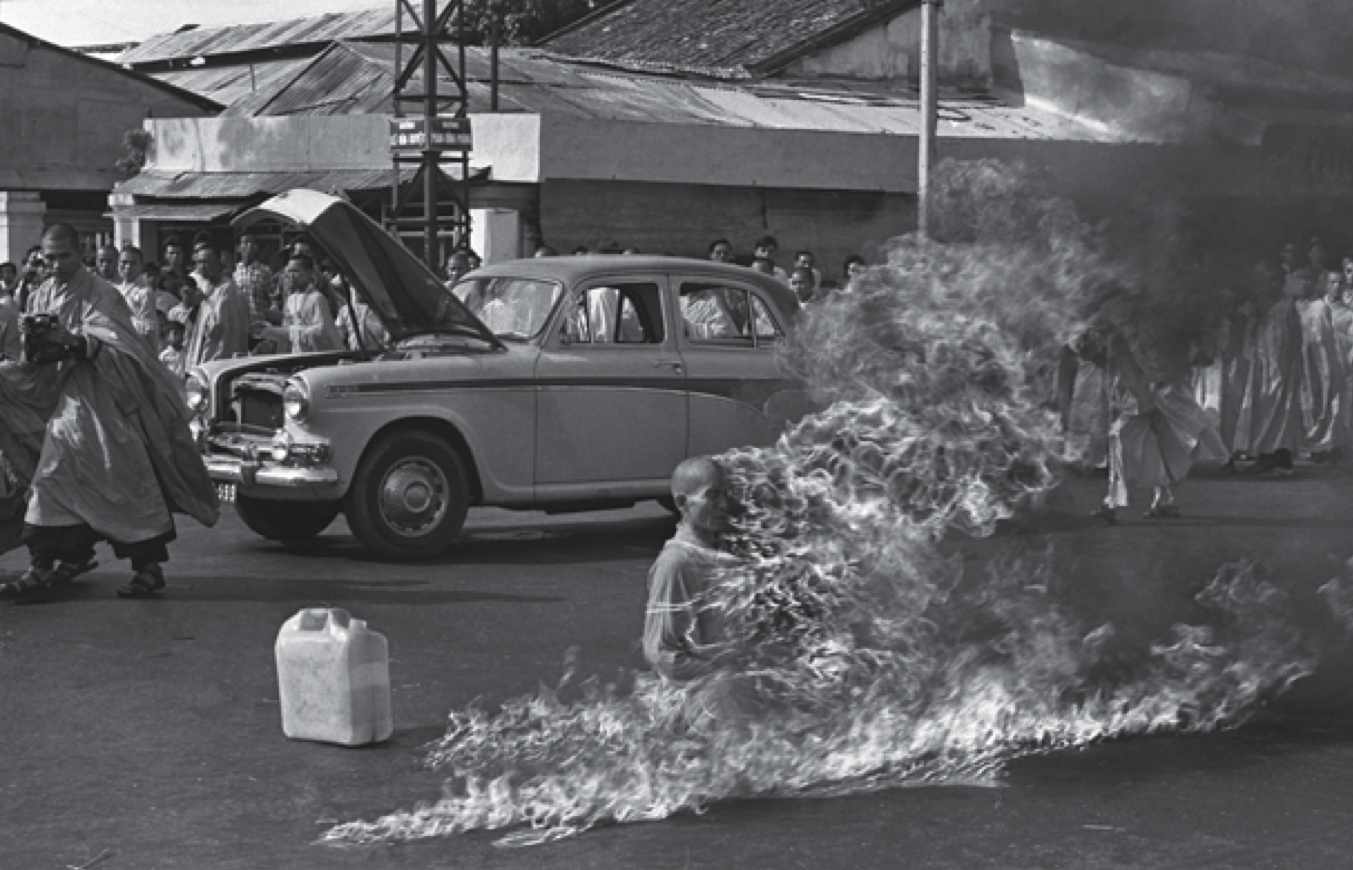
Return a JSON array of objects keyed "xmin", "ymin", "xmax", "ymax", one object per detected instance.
[{"xmin": 233, "ymin": 189, "xmax": 498, "ymax": 345}]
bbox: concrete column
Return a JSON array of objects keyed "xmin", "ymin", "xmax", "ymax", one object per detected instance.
[
  {"xmin": 108, "ymin": 191, "xmax": 143, "ymax": 250},
  {"xmin": 470, "ymin": 208, "xmax": 522, "ymax": 264},
  {"xmin": 0, "ymin": 190, "xmax": 46, "ymax": 264}
]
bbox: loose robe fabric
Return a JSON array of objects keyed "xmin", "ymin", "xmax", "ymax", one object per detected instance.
[
  {"xmin": 1217, "ymin": 313, "xmax": 1252, "ymax": 454},
  {"xmin": 1297, "ymin": 296, "xmax": 1345, "ymax": 452},
  {"xmin": 644, "ymin": 536, "xmax": 733, "ymax": 682},
  {"xmin": 0, "ymin": 294, "xmax": 20, "ymax": 360},
  {"xmin": 1233, "ymin": 296, "xmax": 1305, "ymax": 455},
  {"xmin": 184, "ymin": 273, "xmax": 250, "ymax": 368},
  {"xmin": 1329, "ymin": 300, "xmax": 1353, "ymax": 452},
  {"xmin": 117, "ymin": 275, "xmax": 160, "ymax": 353},
  {"xmin": 1105, "ymin": 335, "xmax": 1224, "ymax": 508},
  {"xmin": 335, "ymin": 295, "xmax": 388, "ymax": 351},
  {"xmin": 0, "ymin": 268, "xmax": 218, "ymax": 553},
  {"xmin": 280, "ymin": 289, "xmax": 342, "ymax": 352},
  {"xmin": 1065, "ymin": 357, "xmax": 1110, "ymax": 468}
]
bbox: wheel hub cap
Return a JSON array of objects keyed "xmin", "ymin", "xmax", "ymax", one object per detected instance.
[{"xmin": 378, "ymin": 457, "xmax": 449, "ymax": 537}]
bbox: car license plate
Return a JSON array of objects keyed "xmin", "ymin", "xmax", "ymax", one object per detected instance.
[{"xmin": 216, "ymin": 483, "xmax": 237, "ymax": 504}]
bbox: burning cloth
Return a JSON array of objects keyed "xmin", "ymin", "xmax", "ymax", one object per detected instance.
[{"xmin": 0, "ymin": 268, "xmax": 218, "ymax": 554}]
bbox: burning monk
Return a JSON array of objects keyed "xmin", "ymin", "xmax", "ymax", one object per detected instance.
[
  {"xmin": 644, "ymin": 457, "xmax": 759, "ymax": 726},
  {"xmin": 0, "ymin": 224, "xmax": 219, "ymax": 598}
]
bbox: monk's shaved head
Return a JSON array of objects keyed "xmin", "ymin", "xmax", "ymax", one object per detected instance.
[{"xmin": 671, "ymin": 456, "xmax": 723, "ymax": 498}]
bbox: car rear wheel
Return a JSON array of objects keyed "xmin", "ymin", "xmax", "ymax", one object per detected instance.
[
  {"xmin": 345, "ymin": 429, "xmax": 470, "ymax": 561},
  {"xmin": 235, "ymin": 495, "xmax": 340, "ymax": 543}
]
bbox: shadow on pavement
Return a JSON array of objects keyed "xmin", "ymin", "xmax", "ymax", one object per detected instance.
[
  {"xmin": 173, "ymin": 577, "xmax": 565, "ymax": 606},
  {"xmin": 8, "ymin": 576, "xmax": 565, "ymax": 606},
  {"xmin": 253, "ymin": 515, "xmax": 676, "ymax": 567}
]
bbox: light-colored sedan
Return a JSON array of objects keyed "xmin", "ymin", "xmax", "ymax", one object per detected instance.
[{"xmin": 193, "ymin": 189, "xmax": 809, "ymax": 559}]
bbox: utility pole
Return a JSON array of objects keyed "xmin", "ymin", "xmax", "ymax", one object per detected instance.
[
  {"xmin": 388, "ymin": 0, "xmax": 473, "ymax": 271},
  {"xmin": 918, "ymin": 0, "xmax": 940, "ymax": 238}
]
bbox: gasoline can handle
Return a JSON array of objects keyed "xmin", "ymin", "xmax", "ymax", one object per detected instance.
[{"xmin": 298, "ymin": 607, "xmax": 351, "ymax": 631}]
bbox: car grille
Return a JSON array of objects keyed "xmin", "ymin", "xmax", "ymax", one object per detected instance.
[{"xmin": 228, "ymin": 373, "xmax": 286, "ymax": 433}]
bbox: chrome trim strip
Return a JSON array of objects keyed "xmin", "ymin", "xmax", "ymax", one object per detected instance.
[{"xmin": 204, "ymin": 456, "xmax": 339, "ymax": 488}]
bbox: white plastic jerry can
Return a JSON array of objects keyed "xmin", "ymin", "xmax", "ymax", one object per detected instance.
[{"xmin": 275, "ymin": 608, "xmax": 394, "ymax": 746}]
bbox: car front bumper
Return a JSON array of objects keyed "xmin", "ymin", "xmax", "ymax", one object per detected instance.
[{"xmin": 205, "ymin": 454, "xmax": 343, "ymax": 503}]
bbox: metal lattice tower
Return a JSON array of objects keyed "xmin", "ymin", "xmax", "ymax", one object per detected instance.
[{"xmin": 387, "ymin": 0, "xmax": 473, "ymax": 272}]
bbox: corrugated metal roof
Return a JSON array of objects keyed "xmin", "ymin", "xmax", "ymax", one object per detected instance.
[
  {"xmin": 118, "ymin": 168, "xmax": 427, "ymax": 199},
  {"xmin": 154, "ymin": 59, "xmax": 314, "ymax": 109},
  {"xmin": 541, "ymin": 0, "xmax": 914, "ymax": 79},
  {"xmin": 118, "ymin": 7, "xmax": 396, "ymax": 66},
  {"xmin": 216, "ymin": 41, "xmax": 1120, "ymax": 143},
  {"xmin": 103, "ymin": 203, "xmax": 242, "ymax": 222}
]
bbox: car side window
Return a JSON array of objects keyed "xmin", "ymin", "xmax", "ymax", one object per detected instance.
[
  {"xmin": 562, "ymin": 283, "xmax": 664, "ymax": 345},
  {"xmin": 750, "ymin": 293, "xmax": 784, "ymax": 344},
  {"xmin": 679, "ymin": 282, "xmax": 781, "ymax": 348}
]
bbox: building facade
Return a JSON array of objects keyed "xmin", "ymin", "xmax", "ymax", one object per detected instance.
[{"xmin": 0, "ymin": 23, "xmax": 218, "ymax": 263}]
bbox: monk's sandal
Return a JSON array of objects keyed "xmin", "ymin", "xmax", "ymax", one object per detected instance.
[
  {"xmin": 0, "ymin": 566, "xmax": 53, "ymax": 599},
  {"xmin": 116, "ymin": 564, "xmax": 166, "ymax": 599}
]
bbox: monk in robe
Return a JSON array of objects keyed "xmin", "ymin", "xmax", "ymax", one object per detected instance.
[
  {"xmin": 250, "ymin": 253, "xmax": 342, "ymax": 354},
  {"xmin": 1095, "ymin": 326, "xmax": 1224, "ymax": 522},
  {"xmin": 1297, "ymin": 264, "xmax": 1346, "ymax": 460},
  {"xmin": 644, "ymin": 457, "xmax": 758, "ymax": 728},
  {"xmin": 0, "ymin": 224, "xmax": 219, "ymax": 598},
  {"xmin": 1056, "ymin": 326, "xmax": 1110, "ymax": 470},
  {"xmin": 1327, "ymin": 264, "xmax": 1353, "ymax": 458},
  {"xmin": 183, "ymin": 244, "xmax": 251, "ymax": 368},
  {"xmin": 0, "ymin": 287, "xmax": 19, "ymax": 360},
  {"xmin": 1233, "ymin": 262, "xmax": 1305, "ymax": 475}
]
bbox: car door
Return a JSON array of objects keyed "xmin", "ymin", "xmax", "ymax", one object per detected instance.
[
  {"xmin": 675, "ymin": 276, "xmax": 804, "ymax": 456},
  {"xmin": 534, "ymin": 274, "xmax": 688, "ymax": 489}
]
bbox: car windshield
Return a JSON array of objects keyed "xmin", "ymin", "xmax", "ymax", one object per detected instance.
[{"xmin": 452, "ymin": 277, "xmax": 563, "ymax": 340}]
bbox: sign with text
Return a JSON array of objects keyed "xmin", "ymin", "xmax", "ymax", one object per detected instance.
[{"xmin": 388, "ymin": 116, "xmax": 473, "ymax": 153}]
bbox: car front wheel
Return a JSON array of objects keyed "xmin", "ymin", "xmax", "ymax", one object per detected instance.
[
  {"xmin": 235, "ymin": 495, "xmax": 340, "ymax": 543},
  {"xmin": 345, "ymin": 429, "xmax": 470, "ymax": 560}
]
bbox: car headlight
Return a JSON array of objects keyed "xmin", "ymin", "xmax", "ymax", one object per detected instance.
[
  {"xmin": 282, "ymin": 378, "xmax": 310, "ymax": 422},
  {"xmin": 270, "ymin": 430, "xmax": 292, "ymax": 463},
  {"xmin": 185, "ymin": 371, "xmax": 209, "ymax": 414}
]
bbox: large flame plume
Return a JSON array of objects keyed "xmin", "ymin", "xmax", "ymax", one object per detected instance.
[{"xmin": 322, "ymin": 160, "xmax": 1322, "ymax": 849}]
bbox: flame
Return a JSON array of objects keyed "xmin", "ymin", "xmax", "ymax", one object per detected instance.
[
  {"xmin": 1318, "ymin": 559, "xmax": 1353, "ymax": 634},
  {"xmin": 321, "ymin": 161, "xmax": 1320, "ymax": 849}
]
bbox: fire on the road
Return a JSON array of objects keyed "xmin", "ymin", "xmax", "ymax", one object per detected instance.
[{"xmin": 321, "ymin": 161, "xmax": 1326, "ymax": 849}]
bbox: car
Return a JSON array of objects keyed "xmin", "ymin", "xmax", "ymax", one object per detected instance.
[{"xmin": 192, "ymin": 189, "xmax": 812, "ymax": 559}]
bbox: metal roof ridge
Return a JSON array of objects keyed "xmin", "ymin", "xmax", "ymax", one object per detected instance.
[{"xmin": 0, "ymin": 20, "xmax": 221, "ymax": 111}]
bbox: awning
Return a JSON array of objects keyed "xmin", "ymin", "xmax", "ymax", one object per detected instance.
[
  {"xmin": 103, "ymin": 203, "xmax": 242, "ymax": 222},
  {"xmin": 117, "ymin": 166, "xmax": 480, "ymax": 199}
]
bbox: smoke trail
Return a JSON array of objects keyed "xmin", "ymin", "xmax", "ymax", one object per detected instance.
[{"xmin": 321, "ymin": 160, "xmax": 1321, "ymax": 849}]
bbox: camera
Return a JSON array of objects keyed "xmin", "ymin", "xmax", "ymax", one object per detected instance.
[{"xmin": 20, "ymin": 313, "xmax": 71, "ymax": 364}]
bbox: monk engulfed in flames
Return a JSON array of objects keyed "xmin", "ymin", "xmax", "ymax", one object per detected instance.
[{"xmin": 321, "ymin": 161, "xmax": 1318, "ymax": 849}]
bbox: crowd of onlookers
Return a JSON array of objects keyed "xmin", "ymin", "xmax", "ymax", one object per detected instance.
[
  {"xmin": 0, "ymin": 229, "xmax": 866, "ymax": 381},
  {"xmin": 0, "ymin": 231, "xmax": 394, "ymax": 376},
  {"xmin": 527, "ymin": 234, "xmax": 868, "ymax": 305}
]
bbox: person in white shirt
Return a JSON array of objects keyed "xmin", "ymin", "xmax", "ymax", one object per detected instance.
[{"xmin": 251, "ymin": 253, "xmax": 342, "ymax": 354}]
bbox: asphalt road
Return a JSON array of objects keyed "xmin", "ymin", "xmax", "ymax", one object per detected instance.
[{"xmin": 2, "ymin": 469, "xmax": 1353, "ymax": 870}]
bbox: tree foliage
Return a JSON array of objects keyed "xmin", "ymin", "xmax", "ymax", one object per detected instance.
[
  {"xmin": 452, "ymin": 0, "xmax": 599, "ymax": 45},
  {"xmin": 114, "ymin": 129, "xmax": 154, "ymax": 180}
]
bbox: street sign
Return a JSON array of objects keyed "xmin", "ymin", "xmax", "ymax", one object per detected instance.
[{"xmin": 388, "ymin": 116, "xmax": 473, "ymax": 153}]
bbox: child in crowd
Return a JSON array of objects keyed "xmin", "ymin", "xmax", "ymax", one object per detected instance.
[{"xmin": 159, "ymin": 320, "xmax": 187, "ymax": 378}]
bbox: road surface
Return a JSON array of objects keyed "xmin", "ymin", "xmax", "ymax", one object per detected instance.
[{"xmin": 2, "ymin": 469, "xmax": 1352, "ymax": 869}]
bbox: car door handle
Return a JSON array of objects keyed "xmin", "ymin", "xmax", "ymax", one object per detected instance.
[{"xmin": 653, "ymin": 360, "xmax": 684, "ymax": 373}]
